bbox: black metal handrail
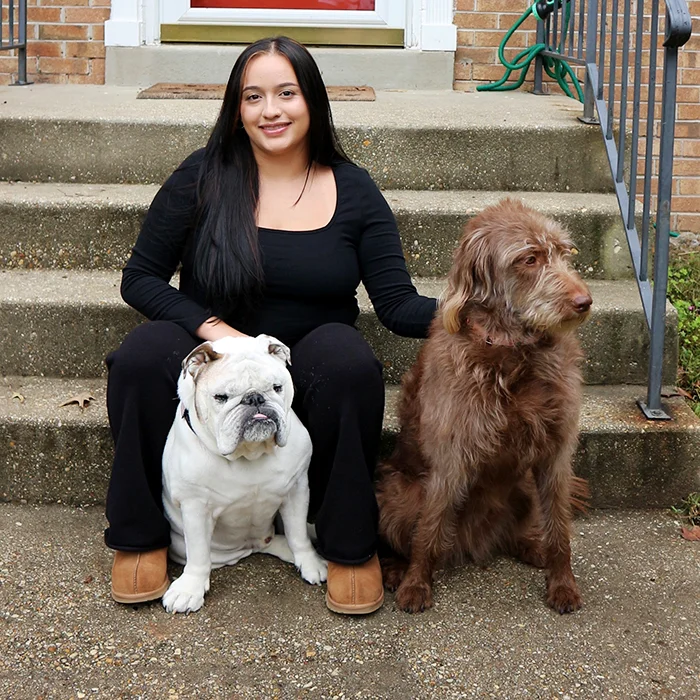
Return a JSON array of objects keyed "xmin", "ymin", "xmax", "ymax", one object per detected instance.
[
  {"xmin": 0, "ymin": 0, "xmax": 30, "ymax": 85},
  {"xmin": 534, "ymin": 0, "xmax": 692, "ymax": 419}
]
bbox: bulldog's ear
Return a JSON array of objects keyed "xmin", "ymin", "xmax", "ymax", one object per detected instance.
[
  {"xmin": 182, "ymin": 342, "xmax": 223, "ymax": 379},
  {"xmin": 256, "ymin": 334, "xmax": 291, "ymax": 366}
]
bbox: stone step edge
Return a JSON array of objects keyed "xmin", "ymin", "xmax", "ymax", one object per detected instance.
[
  {"xmin": 0, "ymin": 270, "xmax": 666, "ymax": 315},
  {"xmin": 1, "ymin": 376, "xmax": 695, "ymax": 435},
  {"xmin": 0, "ymin": 86, "xmax": 589, "ymax": 132},
  {"xmin": 0, "ymin": 181, "xmax": 620, "ymax": 208},
  {"xmin": 2, "ymin": 378, "xmax": 699, "ymax": 508},
  {"xmin": 0, "ymin": 185, "xmax": 629, "ymax": 279},
  {"xmin": 0, "ymin": 271, "xmax": 678, "ymax": 385}
]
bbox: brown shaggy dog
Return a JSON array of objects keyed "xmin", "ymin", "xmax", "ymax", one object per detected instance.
[{"xmin": 376, "ymin": 198, "xmax": 592, "ymax": 615}]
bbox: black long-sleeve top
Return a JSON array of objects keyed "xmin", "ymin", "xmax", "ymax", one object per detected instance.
[{"xmin": 121, "ymin": 149, "xmax": 438, "ymax": 348}]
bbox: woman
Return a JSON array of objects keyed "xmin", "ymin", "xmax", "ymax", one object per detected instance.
[{"xmin": 106, "ymin": 36, "xmax": 437, "ymax": 615}]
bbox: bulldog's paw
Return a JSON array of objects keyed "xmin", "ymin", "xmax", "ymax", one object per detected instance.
[
  {"xmin": 295, "ymin": 550, "xmax": 328, "ymax": 585},
  {"xmin": 162, "ymin": 573, "xmax": 210, "ymax": 614}
]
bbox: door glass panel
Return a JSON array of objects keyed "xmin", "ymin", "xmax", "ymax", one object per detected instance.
[{"xmin": 190, "ymin": 1, "xmax": 376, "ymax": 8}]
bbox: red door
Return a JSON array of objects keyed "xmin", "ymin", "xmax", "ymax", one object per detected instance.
[{"xmin": 190, "ymin": 2, "xmax": 376, "ymax": 8}]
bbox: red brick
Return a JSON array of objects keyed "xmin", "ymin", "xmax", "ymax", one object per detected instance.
[
  {"xmin": 27, "ymin": 41, "xmax": 64, "ymax": 59},
  {"xmin": 680, "ymin": 67, "xmax": 700, "ymax": 84},
  {"xmin": 457, "ymin": 47, "xmax": 498, "ymax": 65},
  {"xmin": 667, "ymin": 195, "xmax": 700, "ymax": 213},
  {"xmin": 91, "ymin": 0, "xmax": 113, "ymax": 5},
  {"xmin": 34, "ymin": 73, "xmax": 69, "ymax": 84},
  {"xmin": 27, "ymin": 7, "xmax": 62, "ymax": 23},
  {"xmin": 675, "ymin": 214, "xmax": 700, "ymax": 233},
  {"xmin": 40, "ymin": 0, "xmax": 90, "ymax": 5},
  {"xmin": 678, "ymin": 104, "xmax": 700, "ymax": 121},
  {"xmin": 64, "ymin": 7, "xmax": 111, "ymax": 23},
  {"xmin": 457, "ymin": 30, "xmax": 475, "ymax": 47},
  {"xmin": 38, "ymin": 56, "xmax": 90, "ymax": 75},
  {"xmin": 455, "ymin": 12, "xmax": 498, "ymax": 30},
  {"xmin": 455, "ymin": 0, "xmax": 476, "ymax": 9},
  {"xmin": 91, "ymin": 24, "xmax": 105, "ymax": 41},
  {"xmin": 90, "ymin": 57, "xmax": 105, "ymax": 83},
  {"xmin": 673, "ymin": 159, "xmax": 700, "ymax": 177},
  {"xmin": 679, "ymin": 179, "xmax": 700, "ymax": 195},
  {"xmin": 39, "ymin": 24, "xmax": 89, "ymax": 41},
  {"xmin": 680, "ymin": 140, "xmax": 700, "ymax": 158},
  {"xmin": 680, "ymin": 51, "xmax": 699, "ymax": 69},
  {"xmin": 66, "ymin": 72, "xmax": 103, "ymax": 85},
  {"xmin": 474, "ymin": 29, "xmax": 527, "ymax": 49},
  {"xmin": 677, "ymin": 86, "xmax": 700, "ymax": 104},
  {"xmin": 675, "ymin": 122, "xmax": 700, "ymax": 139},
  {"xmin": 475, "ymin": 0, "xmax": 529, "ymax": 11},
  {"xmin": 65, "ymin": 41, "xmax": 105, "ymax": 58},
  {"xmin": 472, "ymin": 64, "xmax": 512, "ymax": 81}
]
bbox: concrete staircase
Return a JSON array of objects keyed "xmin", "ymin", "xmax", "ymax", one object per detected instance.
[{"xmin": 1, "ymin": 85, "xmax": 699, "ymax": 511}]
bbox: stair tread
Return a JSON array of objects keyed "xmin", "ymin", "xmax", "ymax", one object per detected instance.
[
  {"xmin": 3, "ymin": 375, "xmax": 696, "ymax": 433},
  {"xmin": 0, "ymin": 268, "xmax": 666, "ymax": 313},
  {"xmin": 0, "ymin": 85, "xmax": 587, "ymax": 131},
  {"xmin": 0, "ymin": 181, "xmax": 620, "ymax": 208}
]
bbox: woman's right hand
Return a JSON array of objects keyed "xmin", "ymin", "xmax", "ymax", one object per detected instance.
[{"xmin": 195, "ymin": 317, "xmax": 248, "ymax": 342}]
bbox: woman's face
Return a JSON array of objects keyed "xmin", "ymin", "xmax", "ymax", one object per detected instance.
[{"xmin": 239, "ymin": 52, "xmax": 311, "ymax": 160}]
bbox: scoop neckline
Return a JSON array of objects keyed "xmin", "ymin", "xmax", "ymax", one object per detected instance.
[{"xmin": 257, "ymin": 165, "xmax": 340, "ymax": 235}]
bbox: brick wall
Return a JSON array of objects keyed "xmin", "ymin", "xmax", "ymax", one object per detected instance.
[
  {"xmin": 454, "ymin": 0, "xmax": 700, "ymax": 235},
  {"xmin": 0, "ymin": 0, "xmax": 110, "ymax": 85}
]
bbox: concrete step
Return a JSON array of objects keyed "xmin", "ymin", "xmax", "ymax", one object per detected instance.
[
  {"xmin": 0, "ymin": 85, "xmax": 611, "ymax": 192},
  {"xmin": 1, "ymin": 378, "xmax": 698, "ymax": 508},
  {"xmin": 0, "ymin": 505, "xmax": 699, "ymax": 699},
  {"xmin": 106, "ymin": 45, "xmax": 455, "ymax": 90},
  {"xmin": 0, "ymin": 183, "xmax": 632, "ymax": 280},
  {"xmin": 1, "ymin": 505, "xmax": 699, "ymax": 698},
  {"xmin": 0, "ymin": 271, "xmax": 677, "ymax": 385}
]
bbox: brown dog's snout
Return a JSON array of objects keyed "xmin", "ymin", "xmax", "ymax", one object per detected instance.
[{"xmin": 572, "ymin": 294, "xmax": 592, "ymax": 314}]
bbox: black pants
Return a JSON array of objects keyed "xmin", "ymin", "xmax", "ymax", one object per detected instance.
[{"xmin": 104, "ymin": 321, "xmax": 384, "ymax": 564}]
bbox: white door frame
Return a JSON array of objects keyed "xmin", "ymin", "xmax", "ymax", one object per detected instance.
[
  {"xmin": 105, "ymin": 0, "xmax": 456, "ymax": 51},
  {"xmin": 162, "ymin": 1, "xmax": 405, "ymax": 28}
]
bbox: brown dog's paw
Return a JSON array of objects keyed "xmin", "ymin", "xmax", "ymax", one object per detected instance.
[
  {"xmin": 395, "ymin": 579, "xmax": 434, "ymax": 613},
  {"xmin": 380, "ymin": 557, "xmax": 408, "ymax": 592},
  {"xmin": 546, "ymin": 582, "xmax": 582, "ymax": 614}
]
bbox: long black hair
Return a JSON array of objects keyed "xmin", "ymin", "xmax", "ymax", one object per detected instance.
[{"xmin": 194, "ymin": 36, "xmax": 350, "ymax": 320}]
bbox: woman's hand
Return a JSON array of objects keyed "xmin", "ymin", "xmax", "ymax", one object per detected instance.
[{"xmin": 195, "ymin": 317, "xmax": 247, "ymax": 342}]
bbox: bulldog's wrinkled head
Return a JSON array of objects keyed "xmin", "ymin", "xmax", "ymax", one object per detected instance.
[{"xmin": 178, "ymin": 334, "xmax": 293, "ymax": 460}]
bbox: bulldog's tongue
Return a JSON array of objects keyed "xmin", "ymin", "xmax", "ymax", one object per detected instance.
[{"xmin": 253, "ymin": 413, "xmax": 267, "ymax": 420}]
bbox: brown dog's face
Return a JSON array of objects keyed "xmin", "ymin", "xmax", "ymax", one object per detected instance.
[{"xmin": 442, "ymin": 199, "xmax": 592, "ymax": 335}]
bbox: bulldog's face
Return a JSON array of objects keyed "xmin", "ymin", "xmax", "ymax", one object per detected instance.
[{"xmin": 178, "ymin": 334, "xmax": 294, "ymax": 460}]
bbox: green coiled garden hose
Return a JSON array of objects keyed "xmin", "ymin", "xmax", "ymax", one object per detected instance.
[{"xmin": 476, "ymin": 0, "xmax": 584, "ymax": 102}]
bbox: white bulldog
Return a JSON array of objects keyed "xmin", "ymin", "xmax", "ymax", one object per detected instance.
[{"xmin": 161, "ymin": 334, "xmax": 327, "ymax": 614}]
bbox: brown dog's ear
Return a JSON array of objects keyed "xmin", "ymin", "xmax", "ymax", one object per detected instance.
[
  {"xmin": 441, "ymin": 222, "xmax": 489, "ymax": 334},
  {"xmin": 182, "ymin": 342, "xmax": 223, "ymax": 379}
]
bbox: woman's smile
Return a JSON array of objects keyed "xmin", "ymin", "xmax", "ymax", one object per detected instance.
[{"xmin": 260, "ymin": 122, "xmax": 291, "ymax": 136}]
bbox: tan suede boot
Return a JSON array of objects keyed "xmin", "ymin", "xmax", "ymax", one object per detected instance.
[
  {"xmin": 111, "ymin": 548, "xmax": 170, "ymax": 604},
  {"xmin": 325, "ymin": 554, "xmax": 384, "ymax": 615}
]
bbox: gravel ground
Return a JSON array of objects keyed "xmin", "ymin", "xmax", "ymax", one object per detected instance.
[{"xmin": 0, "ymin": 505, "xmax": 698, "ymax": 699}]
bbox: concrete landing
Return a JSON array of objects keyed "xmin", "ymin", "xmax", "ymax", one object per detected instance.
[
  {"xmin": 0, "ymin": 505, "xmax": 697, "ymax": 698},
  {"xmin": 0, "ymin": 85, "xmax": 609, "ymax": 192}
]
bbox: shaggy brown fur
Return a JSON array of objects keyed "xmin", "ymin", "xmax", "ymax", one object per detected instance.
[{"xmin": 376, "ymin": 199, "xmax": 592, "ymax": 614}]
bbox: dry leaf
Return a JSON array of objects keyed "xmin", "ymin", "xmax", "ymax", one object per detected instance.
[
  {"xmin": 680, "ymin": 526, "xmax": 700, "ymax": 541},
  {"xmin": 662, "ymin": 387, "xmax": 693, "ymax": 399},
  {"xmin": 59, "ymin": 393, "xmax": 95, "ymax": 410},
  {"xmin": 11, "ymin": 392, "xmax": 25, "ymax": 403}
]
